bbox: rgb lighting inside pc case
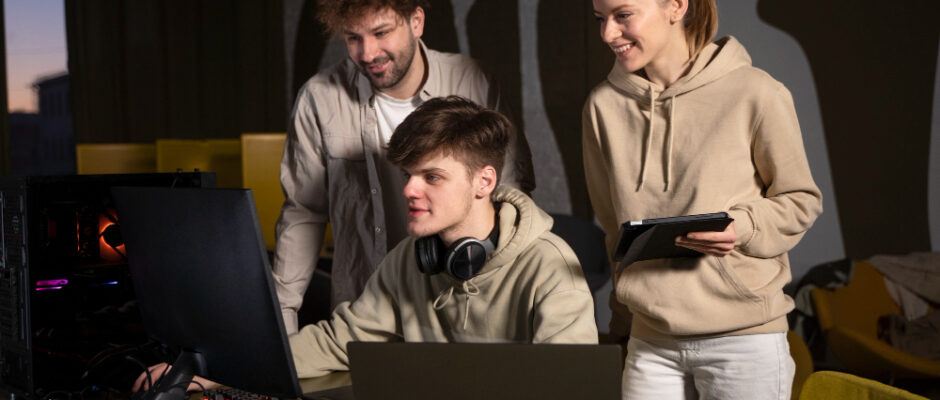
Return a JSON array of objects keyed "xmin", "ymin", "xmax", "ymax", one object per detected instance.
[{"xmin": 0, "ymin": 172, "xmax": 214, "ymax": 398}]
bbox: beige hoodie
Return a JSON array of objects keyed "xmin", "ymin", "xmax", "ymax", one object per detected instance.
[
  {"xmin": 289, "ymin": 185, "xmax": 598, "ymax": 378},
  {"xmin": 582, "ymin": 37, "xmax": 822, "ymax": 340}
]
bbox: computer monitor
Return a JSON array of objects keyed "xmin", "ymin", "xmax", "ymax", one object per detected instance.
[{"xmin": 111, "ymin": 187, "xmax": 301, "ymax": 400}]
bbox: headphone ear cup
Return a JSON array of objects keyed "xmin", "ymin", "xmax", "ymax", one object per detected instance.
[
  {"xmin": 444, "ymin": 238, "xmax": 493, "ymax": 281},
  {"xmin": 415, "ymin": 235, "xmax": 444, "ymax": 275}
]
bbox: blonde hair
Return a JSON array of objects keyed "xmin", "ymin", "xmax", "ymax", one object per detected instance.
[{"xmin": 676, "ymin": 0, "xmax": 718, "ymax": 58}]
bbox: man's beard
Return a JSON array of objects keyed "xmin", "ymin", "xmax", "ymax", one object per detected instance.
[{"xmin": 360, "ymin": 39, "xmax": 417, "ymax": 90}]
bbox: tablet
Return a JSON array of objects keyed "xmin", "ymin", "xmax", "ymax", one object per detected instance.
[{"xmin": 612, "ymin": 212, "xmax": 733, "ymax": 271}]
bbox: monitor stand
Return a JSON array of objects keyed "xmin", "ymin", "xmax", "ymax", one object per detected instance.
[{"xmin": 139, "ymin": 351, "xmax": 208, "ymax": 400}]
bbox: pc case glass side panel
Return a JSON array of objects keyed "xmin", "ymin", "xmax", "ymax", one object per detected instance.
[{"xmin": 0, "ymin": 183, "xmax": 34, "ymax": 397}]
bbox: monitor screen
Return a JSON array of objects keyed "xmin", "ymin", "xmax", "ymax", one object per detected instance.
[{"xmin": 111, "ymin": 187, "xmax": 301, "ymax": 398}]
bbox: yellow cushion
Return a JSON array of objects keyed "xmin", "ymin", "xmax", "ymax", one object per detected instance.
[
  {"xmin": 241, "ymin": 133, "xmax": 286, "ymax": 251},
  {"xmin": 799, "ymin": 370, "xmax": 928, "ymax": 400},
  {"xmin": 76, "ymin": 143, "xmax": 156, "ymax": 174},
  {"xmin": 238, "ymin": 133, "xmax": 334, "ymax": 256},
  {"xmin": 156, "ymin": 139, "xmax": 242, "ymax": 188}
]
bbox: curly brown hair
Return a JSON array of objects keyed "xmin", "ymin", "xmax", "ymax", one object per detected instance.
[
  {"xmin": 387, "ymin": 96, "xmax": 511, "ymax": 184},
  {"xmin": 317, "ymin": 0, "xmax": 430, "ymax": 35}
]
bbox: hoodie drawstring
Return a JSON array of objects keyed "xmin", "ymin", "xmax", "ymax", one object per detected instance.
[
  {"xmin": 637, "ymin": 86, "xmax": 677, "ymax": 192},
  {"xmin": 432, "ymin": 280, "xmax": 480, "ymax": 330},
  {"xmin": 432, "ymin": 286, "xmax": 453, "ymax": 310},
  {"xmin": 665, "ymin": 95, "xmax": 676, "ymax": 191},
  {"xmin": 637, "ymin": 90, "xmax": 655, "ymax": 191}
]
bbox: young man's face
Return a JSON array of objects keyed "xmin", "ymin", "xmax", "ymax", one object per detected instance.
[
  {"xmin": 342, "ymin": 7, "xmax": 423, "ymax": 91},
  {"xmin": 402, "ymin": 153, "xmax": 478, "ymax": 240}
]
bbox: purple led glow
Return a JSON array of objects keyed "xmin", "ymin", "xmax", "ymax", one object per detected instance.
[
  {"xmin": 35, "ymin": 286, "xmax": 64, "ymax": 291},
  {"xmin": 36, "ymin": 279, "xmax": 68, "ymax": 287}
]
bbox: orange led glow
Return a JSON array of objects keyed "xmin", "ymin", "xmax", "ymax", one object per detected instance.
[{"xmin": 98, "ymin": 210, "xmax": 125, "ymax": 263}]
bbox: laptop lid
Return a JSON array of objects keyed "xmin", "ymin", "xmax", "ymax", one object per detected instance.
[{"xmin": 347, "ymin": 342, "xmax": 622, "ymax": 400}]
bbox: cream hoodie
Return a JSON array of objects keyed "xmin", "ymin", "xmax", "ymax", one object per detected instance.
[
  {"xmin": 582, "ymin": 37, "xmax": 822, "ymax": 340},
  {"xmin": 288, "ymin": 185, "xmax": 598, "ymax": 378}
]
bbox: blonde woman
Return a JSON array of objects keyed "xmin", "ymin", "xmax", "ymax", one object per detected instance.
[{"xmin": 583, "ymin": 0, "xmax": 822, "ymax": 398}]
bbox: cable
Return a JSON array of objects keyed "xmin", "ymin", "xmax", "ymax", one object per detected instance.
[
  {"xmin": 189, "ymin": 379, "xmax": 207, "ymax": 393},
  {"xmin": 171, "ymin": 170, "xmax": 184, "ymax": 188},
  {"xmin": 124, "ymin": 356, "xmax": 153, "ymax": 392},
  {"xmin": 84, "ymin": 339, "xmax": 160, "ymax": 378},
  {"xmin": 157, "ymin": 362, "xmax": 171, "ymax": 385}
]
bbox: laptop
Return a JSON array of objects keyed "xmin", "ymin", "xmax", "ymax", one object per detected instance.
[{"xmin": 347, "ymin": 342, "xmax": 623, "ymax": 400}]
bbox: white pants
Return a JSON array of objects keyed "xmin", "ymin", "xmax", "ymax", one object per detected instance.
[{"xmin": 622, "ymin": 333, "xmax": 795, "ymax": 400}]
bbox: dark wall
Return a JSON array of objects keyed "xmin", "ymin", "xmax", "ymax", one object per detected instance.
[
  {"xmin": 65, "ymin": 0, "xmax": 286, "ymax": 143},
  {"xmin": 758, "ymin": 0, "xmax": 939, "ymax": 259},
  {"xmin": 289, "ymin": 0, "xmax": 329, "ymax": 102},
  {"xmin": 537, "ymin": 1, "xmax": 613, "ymax": 219},
  {"xmin": 65, "ymin": 0, "xmax": 940, "ymax": 262}
]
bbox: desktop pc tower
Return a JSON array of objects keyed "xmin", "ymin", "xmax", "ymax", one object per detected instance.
[{"xmin": 0, "ymin": 172, "xmax": 215, "ymax": 398}]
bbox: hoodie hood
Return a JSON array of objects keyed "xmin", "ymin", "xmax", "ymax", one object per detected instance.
[
  {"xmin": 430, "ymin": 184, "xmax": 562, "ymax": 330},
  {"xmin": 606, "ymin": 36, "xmax": 752, "ymax": 191},
  {"xmin": 607, "ymin": 36, "xmax": 751, "ymax": 99},
  {"xmin": 479, "ymin": 184, "xmax": 553, "ymax": 275}
]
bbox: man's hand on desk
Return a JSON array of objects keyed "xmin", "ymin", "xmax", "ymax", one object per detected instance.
[{"xmin": 131, "ymin": 362, "xmax": 220, "ymax": 393}]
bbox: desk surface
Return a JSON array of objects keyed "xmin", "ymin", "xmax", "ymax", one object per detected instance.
[{"xmin": 300, "ymin": 371, "xmax": 351, "ymax": 394}]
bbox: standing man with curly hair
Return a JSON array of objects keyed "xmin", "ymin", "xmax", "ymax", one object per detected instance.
[{"xmin": 275, "ymin": 0, "xmax": 535, "ymax": 333}]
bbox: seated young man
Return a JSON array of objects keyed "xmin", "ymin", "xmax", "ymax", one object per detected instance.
[
  {"xmin": 134, "ymin": 96, "xmax": 596, "ymax": 388},
  {"xmin": 290, "ymin": 95, "xmax": 597, "ymax": 377}
]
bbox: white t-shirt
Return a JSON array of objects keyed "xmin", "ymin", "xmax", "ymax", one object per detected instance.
[
  {"xmin": 374, "ymin": 92, "xmax": 423, "ymax": 147},
  {"xmin": 374, "ymin": 92, "xmax": 423, "ymax": 250}
]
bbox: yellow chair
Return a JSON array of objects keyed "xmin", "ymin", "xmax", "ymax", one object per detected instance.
[
  {"xmin": 811, "ymin": 262, "xmax": 940, "ymax": 380},
  {"xmin": 241, "ymin": 133, "xmax": 287, "ymax": 251},
  {"xmin": 156, "ymin": 139, "xmax": 242, "ymax": 188},
  {"xmin": 75, "ymin": 143, "xmax": 156, "ymax": 174},
  {"xmin": 799, "ymin": 370, "xmax": 929, "ymax": 400},
  {"xmin": 788, "ymin": 330, "xmax": 814, "ymax": 400},
  {"xmin": 239, "ymin": 133, "xmax": 334, "ymax": 255},
  {"xmin": 241, "ymin": 133, "xmax": 333, "ymax": 258}
]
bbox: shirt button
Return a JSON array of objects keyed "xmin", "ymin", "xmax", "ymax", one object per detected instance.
[
  {"xmin": 370, "ymin": 188, "xmax": 377, "ymax": 195},
  {"xmin": 375, "ymin": 226, "xmax": 382, "ymax": 233}
]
